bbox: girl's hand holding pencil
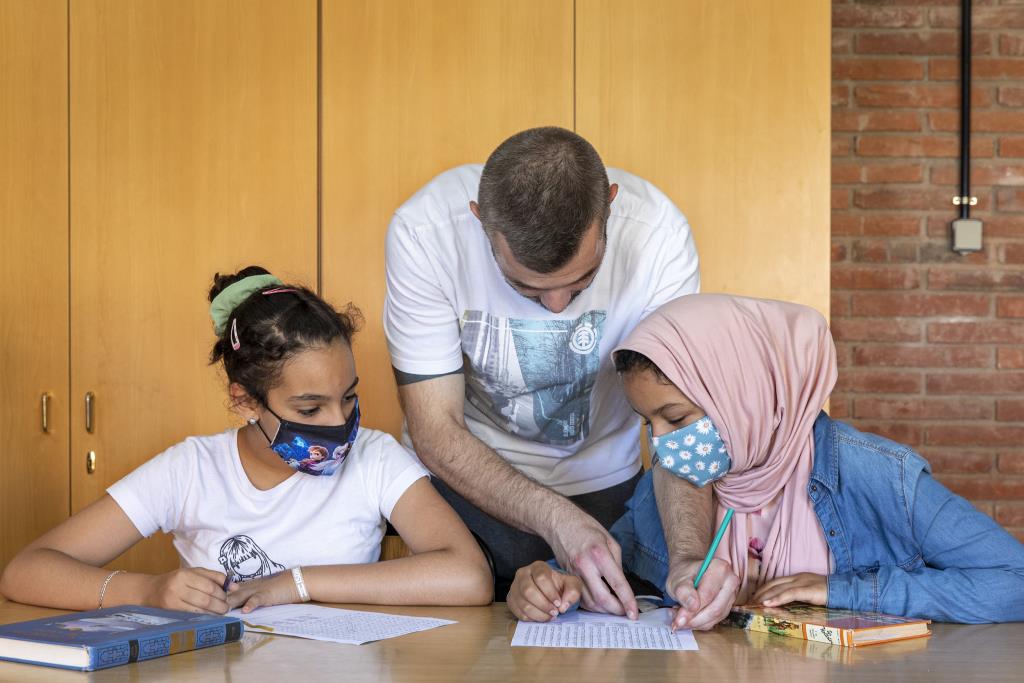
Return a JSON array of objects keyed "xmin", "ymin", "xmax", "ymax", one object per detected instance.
[{"xmin": 666, "ymin": 508, "xmax": 740, "ymax": 632}]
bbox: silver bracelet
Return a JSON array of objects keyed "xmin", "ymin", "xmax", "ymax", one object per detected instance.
[
  {"xmin": 98, "ymin": 570, "xmax": 125, "ymax": 608},
  {"xmin": 292, "ymin": 566, "xmax": 310, "ymax": 602}
]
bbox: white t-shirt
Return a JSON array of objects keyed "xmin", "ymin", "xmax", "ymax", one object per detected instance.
[
  {"xmin": 384, "ymin": 164, "xmax": 700, "ymax": 496},
  {"xmin": 107, "ymin": 427, "xmax": 428, "ymax": 582}
]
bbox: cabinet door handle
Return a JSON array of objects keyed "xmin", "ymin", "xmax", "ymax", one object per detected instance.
[
  {"xmin": 86, "ymin": 450, "xmax": 97, "ymax": 474},
  {"xmin": 85, "ymin": 392, "xmax": 95, "ymax": 433},
  {"xmin": 41, "ymin": 393, "xmax": 50, "ymax": 433}
]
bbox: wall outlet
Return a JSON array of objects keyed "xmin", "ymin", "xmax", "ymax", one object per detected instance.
[{"xmin": 951, "ymin": 218, "xmax": 983, "ymax": 254}]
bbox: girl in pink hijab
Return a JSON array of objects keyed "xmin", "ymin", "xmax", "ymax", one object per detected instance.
[{"xmin": 509, "ymin": 294, "xmax": 1024, "ymax": 625}]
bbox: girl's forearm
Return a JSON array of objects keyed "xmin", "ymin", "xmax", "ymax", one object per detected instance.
[
  {"xmin": 303, "ymin": 548, "xmax": 492, "ymax": 606},
  {"xmin": 0, "ymin": 548, "xmax": 154, "ymax": 611},
  {"xmin": 829, "ymin": 565, "xmax": 1024, "ymax": 623}
]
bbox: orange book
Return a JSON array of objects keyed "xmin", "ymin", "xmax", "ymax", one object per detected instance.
[{"xmin": 725, "ymin": 603, "xmax": 931, "ymax": 647}]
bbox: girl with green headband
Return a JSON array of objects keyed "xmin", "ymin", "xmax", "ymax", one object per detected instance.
[{"xmin": 1, "ymin": 266, "xmax": 493, "ymax": 613}]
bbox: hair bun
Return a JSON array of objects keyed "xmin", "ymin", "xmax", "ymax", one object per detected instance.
[{"xmin": 208, "ymin": 265, "xmax": 272, "ymax": 303}]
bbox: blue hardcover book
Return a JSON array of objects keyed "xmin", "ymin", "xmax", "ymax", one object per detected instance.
[{"xmin": 0, "ymin": 605, "xmax": 243, "ymax": 671}]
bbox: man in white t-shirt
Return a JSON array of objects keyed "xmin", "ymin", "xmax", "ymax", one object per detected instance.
[{"xmin": 386, "ymin": 127, "xmax": 731, "ymax": 625}]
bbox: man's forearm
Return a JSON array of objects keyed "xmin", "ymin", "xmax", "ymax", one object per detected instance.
[
  {"xmin": 653, "ymin": 465, "xmax": 714, "ymax": 562},
  {"xmin": 397, "ymin": 373, "xmax": 583, "ymax": 542},
  {"xmin": 412, "ymin": 421, "xmax": 573, "ymax": 538}
]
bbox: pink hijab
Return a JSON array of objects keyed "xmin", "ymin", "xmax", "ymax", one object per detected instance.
[{"xmin": 616, "ymin": 294, "xmax": 836, "ymax": 594}]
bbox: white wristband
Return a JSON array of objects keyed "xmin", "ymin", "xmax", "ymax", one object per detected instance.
[{"xmin": 292, "ymin": 566, "xmax": 310, "ymax": 602}]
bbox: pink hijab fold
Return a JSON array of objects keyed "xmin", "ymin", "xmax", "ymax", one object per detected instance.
[{"xmin": 616, "ymin": 294, "xmax": 837, "ymax": 595}]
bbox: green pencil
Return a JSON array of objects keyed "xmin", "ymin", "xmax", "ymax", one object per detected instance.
[{"xmin": 693, "ymin": 508, "xmax": 734, "ymax": 588}]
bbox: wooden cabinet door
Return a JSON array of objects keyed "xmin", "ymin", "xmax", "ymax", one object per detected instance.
[
  {"xmin": 321, "ymin": 0, "xmax": 574, "ymax": 438},
  {"xmin": 576, "ymin": 0, "xmax": 831, "ymax": 316},
  {"xmin": 0, "ymin": 0, "xmax": 70, "ymax": 569},
  {"xmin": 70, "ymin": 0, "xmax": 318, "ymax": 573}
]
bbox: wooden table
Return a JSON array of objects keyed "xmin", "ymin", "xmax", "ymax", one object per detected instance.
[{"xmin": 0, "ymin": 600, "xmax": 1020, "ymax": 682}]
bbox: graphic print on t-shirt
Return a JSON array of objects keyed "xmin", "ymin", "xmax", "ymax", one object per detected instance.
[
  {"xmin": 218, "ymin": 535, "xmax": 286, "ymax": 583},
  {"xmin": 460, "ymin": 310, "xmax": 606, "ymax": 445}
]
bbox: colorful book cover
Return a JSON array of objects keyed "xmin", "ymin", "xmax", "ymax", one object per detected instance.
[
  {"xmin": 0, "ymin": 605, "xmax": 243, "ymax": 671},
  {"xmin": 742, "ymin": 626, "xmax": 931, "ymax": 664},
  {"xmin": 725, "ymin": 603, "xmax": 930, "ymax": 647}
]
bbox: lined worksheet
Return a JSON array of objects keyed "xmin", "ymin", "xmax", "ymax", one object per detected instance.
[
  {"xmin": 229, "ymin": 604, "xmax": 456, "ymax": 645},
  {"xmin": 511, "ymin": 608, "xmax": 699, "ymax": 651}
]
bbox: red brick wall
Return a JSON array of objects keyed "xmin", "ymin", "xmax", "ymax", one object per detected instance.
[{"xmin": 831, "ymin": 0, "xmax": 1024, "ymax": 539}]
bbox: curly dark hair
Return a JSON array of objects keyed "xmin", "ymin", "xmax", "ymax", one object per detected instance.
[
  {"xmin": 208, "ymin": 265, "xmax": 363, "ymax": 404},
  {"xmin": 613, "ymin": 349, "xmax": 667, "ymax": 381}
]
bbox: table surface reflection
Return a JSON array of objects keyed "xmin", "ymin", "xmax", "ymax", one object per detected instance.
[{"xmin": 0, "ymin": 600, "xmax": 1020, "ymax": 682}]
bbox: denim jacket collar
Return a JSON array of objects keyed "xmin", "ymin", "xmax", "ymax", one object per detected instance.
[{"xmin": 810, "ymin": 411, "xmax": 840, "ymax": 493}]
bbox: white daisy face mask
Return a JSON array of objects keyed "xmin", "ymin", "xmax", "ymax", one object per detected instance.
[{"xmin": 650, "ymin": 415, "xmax": 731, "ymax": 488}]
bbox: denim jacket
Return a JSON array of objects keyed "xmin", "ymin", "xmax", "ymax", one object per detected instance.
[
  {"xmin": 611, "ymin": 413, "xmax": 1024, "ymax": 624},
  {"xmin": 812, "ymin": 413, "xmax": 1024, "ymax": 623}
]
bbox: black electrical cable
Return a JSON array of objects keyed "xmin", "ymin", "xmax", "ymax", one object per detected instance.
[{"xmin": 960, "ymin": 0, "xmax": 972, "ymax": 220}]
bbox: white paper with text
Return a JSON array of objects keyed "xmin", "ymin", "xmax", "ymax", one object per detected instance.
[
  {"xmin": 229, "ymin": 604, "xmax": 456, "ymax": 645},
  {"xmin": 511, "ymin": 608, "xmax": 698, "ymax": 651}
]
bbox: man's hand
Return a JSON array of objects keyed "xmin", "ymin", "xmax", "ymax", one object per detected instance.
[
  {"xmin": 546, "ymin": 506, "xmax": 638, "ymax": 620},
  {"xmin": 664, "ymin": 558, "xmax": 740, "ymax": 631},
  {"xmin": 750, "ymin": 573, "xmax": 827, "ymax": 607},
  {"xmin": 399, "ymin": 374, "xmax": 638, "ymax": 618}
]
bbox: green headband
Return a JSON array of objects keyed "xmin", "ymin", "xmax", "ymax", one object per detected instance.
[{"xmin": 209, "ymin": 274, "xmax": 283, "ymax": 335}]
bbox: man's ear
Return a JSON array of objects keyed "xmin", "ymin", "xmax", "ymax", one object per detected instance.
[
  {"xmin": 609, "ymin": 183, "xmax": 619, "ymax": 204},
  {"xmin": 469, "ymin": 200, "xmax": 481, "ymax": 221},
  {"xmin": 228, "ymin": 382, "xmax": 259, "ymax": 420}
]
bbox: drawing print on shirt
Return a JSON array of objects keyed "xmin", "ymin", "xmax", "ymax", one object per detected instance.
[{"xmin": 218, "ymin": 535, "xmax": 286, "ymax": 583}]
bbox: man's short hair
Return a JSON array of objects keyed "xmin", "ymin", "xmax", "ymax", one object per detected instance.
[{"xmin": 477, "ymin": 127, "xmax": 610, "ymax": 273}]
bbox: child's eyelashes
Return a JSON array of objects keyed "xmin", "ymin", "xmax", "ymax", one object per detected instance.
[
  {"xmin": 297, "ymin": 394, "xmax": 356, "ymax": 418},
  {"xmin": 641, "ymin": 415, "xmax": 691, "ymax": 429}
]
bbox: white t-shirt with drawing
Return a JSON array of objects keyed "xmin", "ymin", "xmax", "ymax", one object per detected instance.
[
  {"xmin": 384, "ymin": 164, "xmax": 700, "ymax": 496},
  {"xmin": 107, "ymin": 428, "xmax": 428, "ymax": 583}
]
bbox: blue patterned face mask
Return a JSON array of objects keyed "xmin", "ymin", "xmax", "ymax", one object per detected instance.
[
  {"xmin": 650, "ymin": 415, "xmax": 731, "ymax": 487},
  {"xmin": 254, "ymin": 399, "xmax": 360, "ymax": 476}
]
